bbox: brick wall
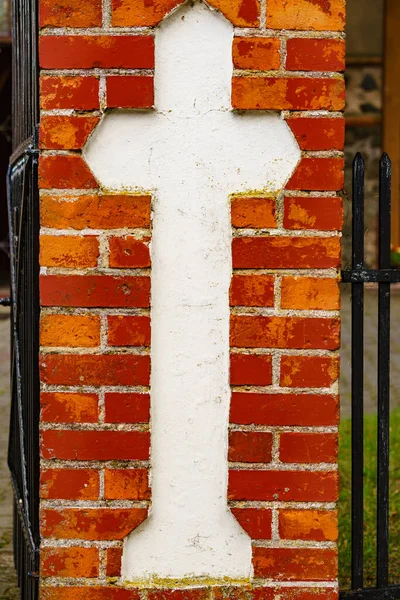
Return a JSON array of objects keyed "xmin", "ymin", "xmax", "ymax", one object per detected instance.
[{"xmin": 38, "ymin": 0, "xmax": 345, "ymax": 598}]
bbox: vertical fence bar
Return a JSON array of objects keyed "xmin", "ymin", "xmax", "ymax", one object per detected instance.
[
  {"xmin": 351, "ymin": 153, "xmax": 365, "ymax": 590},
  {"xmin": 377, "ymin": 153, "xmax": 392, "ymax": 588}
]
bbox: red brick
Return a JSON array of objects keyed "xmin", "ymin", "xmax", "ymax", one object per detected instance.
[
  {"xmin": 266, "ymin": 0, "xmax": 345, "ymax": 31},
  {"xmin": 40, "ymin": 0, "xmax": 102, "ymax": 27},
  {"xmin": 148, "ymin": 590, "xmax": 210, "ymax": 600},
  {"xmin": 230, "ymin": 392, "xmax": 339, "ymax": 426},
  {"xmin": 279, "ymin": 509, "xmax": 338, "ymax": 542},
  {"xmin": 41, "ymin": 194, "xmax": 151, "ymax": 230},
  {"xmin": 231, "ymin": 507, "xmax": 272, "ymax": 539},
  {"xmin": 108, "ymin": 315, "xmax": 151, "ymax": 347},
  {"xmin": 229, "ymin": 469, "xmax": 338, "ymax": 501},
  {"xmin": 41, "ymin": 430, "xmax": 149, "ymax": 461},
  {"xmin": 40, "ymin": 116, "xmax": 99, "ymax": 150},
  {"xmin": 280, "ymin": 432, "xmax": 338, "ymax": 464},
  {"xmin": 41, "ymin": 392, "xmax": 99, "ymax": 424},
  {"xmin": 40, "ymin": 275, "xmax": 150, "ymax": 308},
  {"xmin": 284, "ymin": 196, "xmax": 343, "ymax": 231},
  {"xmin": 41, "ymin": 589, "xmax": 140, "ymax": 600},
  {"xmin": 286, "ymin": 39, "xmax": 345, "ymax": 72},
  {"xmin": 215, "ymin": 589, "xmax": 274, "ymax": 600},
  {"xmin": 233, "ymin": 37, "xmax": 280, "ymax": 70},
  {"xmin": 280, "ymin": 356, "xmax": 340, "ymax": 388},
  {"xmin": 40, "ymin": 314, "xmax": 101, "ymax": 348},
  {"xmin": 104, "ymin": 392, "xmax": 150, "ymax": 423},
  {"xmin": 230, "ymin": 316, "xmax": 340, "ymax": 349},
  {"xmin": 232, "ymin": 236, "xmax": 341, "ymax": 269},
  {"xmin": 230, "ymin": 275, "xmax": 274, "ymax": 307},
  {"xmin": 231, "ymin": 196, "xmax": 276, "ymax": 228},
  {"xmin": 39, "ymin": 156, "xmax": 98, "ymax": 190},
  {"xmin": 40, "ymin": 469, "xmax": 99, "ymax": 500},
  {"xmin": 39, "ymin": 35, "xmax": 154, "ymax": 69},
  {"xmin": 41, "ymin": 508, "xmax": 148, "ymax": 540},
  {"xmin": 281, "ymin": 277, "xmax": 341, "ymax": 310},
  {"xmin": 232, "ymin": 77, "xmax": 345, "ymax": 111},
  {"xmin": 40, "ymin": 235, "xmax": 99, "ymax": 268},
  {"xmin": 229, "ymin": 431, "xmax": 272, "ymax": 463},
  {"xmin": 253, "ymin": 547, "xmax": 337, "ymax": 581},
  {"xmin": 106, "ymin": 547, "xmax": 123, "ymax": 577},
  {"xmin": 287, "ymin": 117, "xmax": 345, "ymax": 151},
  {"xmin": 40, "ymin": 76, "xmax": 100, "ymax": 110},
  {"xmin": 287, "ymin": 158, "xmax": 344, "ymax": 191},
  {"xmin": 230, "ymin": 353, "xmax": 272, "ymax": 386},
  {"xmin": 41, "ymin": 546, "xmax": 99, "ymax": 578},
  {"xmin": 104, "ymin": 469, "xmax": 150, "ymax": 500},
  {"xmin": 40, "ymin": 354, "xmax": 150, "ymax": 386},
  {"xmin": 109, "ymin": 236, "xmax": 151, "ymax": 268},
  {"xmin": 107, "ymin": 76, "xmax": 154, "ymax": 108}
]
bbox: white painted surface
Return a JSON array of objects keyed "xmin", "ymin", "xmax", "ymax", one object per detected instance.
[{"xmin": 84, "ymin": 0, "xmax": 300, "ymax": 583}]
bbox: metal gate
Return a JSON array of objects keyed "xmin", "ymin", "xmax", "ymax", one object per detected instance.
[
  {"xmin": 6, "ymin": 0, "xmax": 40, "ymax": 598},
  {"xmin": 340, "ymin": 153, "xmax": 400, "ymax": 599}
]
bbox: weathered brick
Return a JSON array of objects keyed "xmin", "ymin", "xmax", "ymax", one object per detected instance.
[
  {"xmin": 107, "ymin": 76, "xmax": 154, "ymax": 108},
  {"xmin": 280, "ymin": 356, "xmax": 340, "ymax": 388},
  {"xmin": 39, "ymin": 156, "xmax": 98, "ymax": 190},
  {"xmin": 284, "ymin": 196, "xmax": 343, "ymax": 231},
  {"xmin": 106, "ymin": 547, "xmax": 123, "ymax": 577},
  {"xmin": 40, "ymin": 275, "xmax": 150, "ymax": 308},
  {"xmin": 39, "ymin": 35, "xmax": 154, "ymax": 69},
  {"xmin": 108, "ymin": 315, "xmax": 151, "ymax": 347},
  {"xmin": 286, "ymin": 158, "xmax": 344, "ymax": 191},
  {"xmin": 231, "ymin": 196, "xmax": 276, "ymax": 228},
  {"xmin": 230, "ymin": 353, "xmax": 273, "ymax": 386},
  {"xmin": 232, "ymin": 236, "xmax": 341, "ymax": 269},
  {"xmin": 104, "ymin": 469, "xmax": 150, "ymax": 500},
  {"xmin": 266, "ymin": 0, "xmax": 345, "ymax": 31},
  {"xmin": 41, "ymin": 430, "xmax": 150, "ymax": 460},
  {"xmin": 40, "ymin": 469, "xmax": 100, "ymax": 500},
  {"xmin": 109, "ymin": 237, "xmax": 151, "ymax": 268},
  {"xmin": 41, "ymin": 392, "xmax": 99, "ymax": 424},
  {"xmin": 41, "ymin": 546, "xmax": 99, "ymax": 578},
  {"xmin": 231, "ymin": 508, "xmax": 272, "ymax": 540},
  {"xmin": 230, "ymin": 392, "xmax": 339, "ymax": 426},
  {"xmin": 40, "ymin": 76, "xmax": 100, "ymax": 110},
  {"xmin": 279, "ymin": 509, "xmax": 338, "ymax": 541},
  {"xmin": 40, "ymin": 354, "xmax": 150, "ymax": 386},
  {"xmin": 40, "ymin": 116, "xmax": 100, "ymax": 150},
  {"xmin": 40, "ymin": 235, "xmax": 99, "ymax": 268},
  {"xmin": 286, "ymin": 39, "xmax": 345, "ymax": 72},
  {"xmin": 281, "ymin": 277, "xmax": 340, "ymax": 310},
  {"xmin": 233, "ymin": 37, "xmax": 280, "ymax": 70},
  {"xmin": 230, "ymin": 316, "xmax": 340, "ymax": 349},
  {"xmin": 148, "ymin": 590, "xmax": 210, "ymax": 600},
  {"xmin": 230, "ymin": 275, "xmax": 274, "ymax": 307},
  {"xmin": 229, "ymin": 431, "xmax": 272, "ymax": 463},
  {"xmin": 286, "ymin": 117, "xmax": 345, "ymax": 151},
  {"xmin": 40, "ymin": 508, "xmax": 148, "ymax": 540},
  {"xmin": 40, "ymin": 194, "xmax": 151, "ymax": 230},
  {"xmin": 40, "ymin": 0, "xmax": 102, "ymax": 27},
  {"xmin": 280, "ymin": 432, "xmax": 338, "ymax": 464},
  {"xmin": 104, "ymin": 392, "xmax": 151, "ymax": 423},
  {"xmin": 211, "ymin": 0, "xmax": 260, "ymax": 26},
  {"xmin": 40, "ymin": 314, "xmax": 101, "ymax": 348},
  {"xmin": 228, "ymin": 469, "xmax": 338, "ymax": 501},
  {"xmin": 41, "ymin": 589, "xmax": 140, "ymax": 600},
  {"xmin": 253, "ymin": 547, "xmax": 338, "ymax": 581},
  {"xmin": 232, "ymin": 77, "xmax": 345, "ymax": 111}
]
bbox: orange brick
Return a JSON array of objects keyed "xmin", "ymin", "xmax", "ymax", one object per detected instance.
[
  {"xmin": 104, "ymin": 469, "xmax": 150, "ymax": 500},
  {"xmin": 284, "ymin": 196, "xmax": 343, "ymax": 231},
  {"xmin": 280, "ymin": 356, "xmax": 339, "ymax": 388},
  {"xmin": 109, "ymin": 236, "xmax": 151, "ymax": 268},
  {"xmin": 108, "ymin": 315, "xmax": 151, "ymax": 347},
  {"xmin": 40, "ymin": 116, "xmax": 99, "ymax": 150},
  {"xmin": 39, "ymin": 156, "xmax": 98, "ymax": 190},
  {"xmin": 40, "ymin": 469, "xmax": 100, "ymax": 500},
  {"xmin": 41, "ymin": 589, "xmax": 140, "ymax": 600},
  {"xmin": 107, "ymin": 75, "xmax": 154, "ymax": 108},
  {"xmin": 253, "ymin": 547, "xmax": 338, "ymax": 581},
  {"xmin": 40, "ymin": 76, "xmax": 100, "ymax": 110},
  {"xmin": 41, "ymin": 546, "xmax": 99, "ymax": 578},
  {"xmin": 286, "ymin": 38, "xmax": 345, "ymax": 72},
  {"xmin": 40, "ymin": 194, "xmax": 151, "ymax": 230},
  {"xmin": 41, "ymin": 392, "xmax": 99, "ymax": 424},
  {"xmin": 231, "ymin": 196, "xmax": 276, "ymax": 228},
  {"xmin": 266, "ymin": 0, "xmax": 345, "ymax": 31},
  {"xmin": 281, "ymin": 277, "xmax": 340, "ymax": 310},
  {"xmin": 229, "ymin": 431, "xmax": 272, "ymax": 463},
  {"xmin": 40, "ymin": 0, "xmax": 102, "ymax": 27},
  {"xmin": 40, "ymin": 235, "xmax": 99, "ymax": 268},
  {"xmin": 232, "ymin": 77, "xmax": 345, "ymax": 111},
  {"xmin": 233, "ymin": 37, "xmax": 280, "ymax": 70},
  {"xmin": 287, "ymin": 158, "xmax": 344, "ymax": 191},
  {"xmin": 231, "ymin": 508, "xmax": 272, "ymax": 539},
  {"xmin": 287, "ymin": 117, "xmax": 345, "ymax": 151},
  {"xmin": 230, "ymin": 275, "xmax": 274, "ymax": 307},
  {"xmin": 40, "ymin": 314, "xmax": 100, "ymax": 348},
  {"xmin": 280, "ymin": 432, "xmax": 338, "ymax": 463},
  {"xmin": 279, "ymin": 509, "xmax": 338, "ymax": 541}
]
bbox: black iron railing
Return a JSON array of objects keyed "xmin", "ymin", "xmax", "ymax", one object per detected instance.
[{"xmin": 340, "ymin": 153, "xmax": 400, "ymax": 600}]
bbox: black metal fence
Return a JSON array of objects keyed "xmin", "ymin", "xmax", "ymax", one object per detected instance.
[{"xmin": 340, "ymin": 153, "xmax": 400, "ymax": 599}]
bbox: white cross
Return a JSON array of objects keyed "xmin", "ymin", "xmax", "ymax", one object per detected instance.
[{"xmin": 85, "ymin": 0, "xmax": 299, "ymax": 584}]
